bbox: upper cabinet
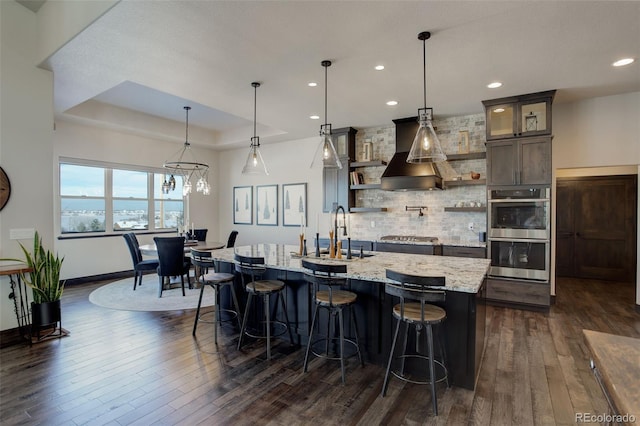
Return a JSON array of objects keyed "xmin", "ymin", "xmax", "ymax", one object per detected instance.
[
  {"xmin": 322, "ymin": 127, "xmax": 356, "ymax": 213},
  {"xmin": 486, "ymin": 136, "xmax": 552, "ymax": 186},
  {"xmin": 482, "ymin": 90, "xmax": 555, "ymax": 141}
]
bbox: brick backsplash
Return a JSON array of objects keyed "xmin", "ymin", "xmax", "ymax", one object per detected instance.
[{"xmin": 349, "ymin": 113, "xmax": 487, "ymax": 244}]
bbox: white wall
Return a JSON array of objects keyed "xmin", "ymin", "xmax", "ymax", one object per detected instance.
[
  {"xmin": 552, "ymin": 92, "xmax": 640, "ymax": 304},
  {"xmin": 0, "ymin": 1, "xmax": 55, "ymax": 330},
  {"xmin": 216, "ymin": 136, "xmax": 326, "ymax": 246},
  {"xmin": 53, "ymin": 120, "xmax": 220, "ymax": 279}
]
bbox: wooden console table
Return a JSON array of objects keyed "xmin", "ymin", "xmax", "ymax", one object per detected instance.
[{"xmin": 0, "ymin": 264, "xmax": 33, "ymax": 344}]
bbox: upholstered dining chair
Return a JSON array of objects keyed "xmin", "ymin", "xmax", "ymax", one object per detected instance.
[
  {"xmin": 193, "ymin": 228, "xmax": 208, "ymax": 241},
  {"xmin": 154, "ymin": 237, "xmax": 191, "ymax": 298},
  {"xmin": 123, "ymin": 233, "xmax": 159, "ymax": 291},
  {"xmin": 226, "ymin": 230, "xmax": 239, "ymax": 248}
]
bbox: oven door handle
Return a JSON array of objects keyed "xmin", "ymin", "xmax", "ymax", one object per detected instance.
[
  {"xmin": 488, "ymin": 198, "xmax": 550, "ymax": 203},
  {"xmin": 489, "ymin": 237, "xmax": 550, "ymax": 243}
]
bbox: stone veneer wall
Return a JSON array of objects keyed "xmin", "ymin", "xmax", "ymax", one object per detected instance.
[{"xmin": 348, "ymin": 113, "xmax": 487, "ymax": 244}]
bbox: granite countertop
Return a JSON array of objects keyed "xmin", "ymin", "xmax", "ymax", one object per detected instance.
[
  {"xmin": 583, "ymin": 329, "xmax": 640, "ymax": 423},
  {"xmin": 372, "ymin": 238, "xmax": 486, "ymax": 248},
  {"xmin": 210, "ymin": 244, "xmax": 490, "ymax": 294}
]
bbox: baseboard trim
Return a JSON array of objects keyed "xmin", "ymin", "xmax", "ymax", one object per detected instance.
[{"xmin": 64, "ymin": 270, "xmax": 134, "ymax": 286}]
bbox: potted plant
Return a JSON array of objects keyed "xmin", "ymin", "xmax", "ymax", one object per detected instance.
[{"xmin": 2, "ymin": 232, "xmax": 65, "ymax": 335}]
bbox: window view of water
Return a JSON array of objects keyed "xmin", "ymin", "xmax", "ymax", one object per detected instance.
[{"xmin": 60, "ymin": 198, "xmax": 183, "ymax": 233}]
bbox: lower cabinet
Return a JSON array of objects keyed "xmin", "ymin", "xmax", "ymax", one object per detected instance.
[
  {"xmin": 374, "ymin": 242, "xmax": 441, "ymax": 255},
  {"xmin": 442, "ymin": 245, "xmax": 486, "ymax": 258},
  {"xmin": 486, "ymin": 277, "xmax": 550, "ymax": 307}
]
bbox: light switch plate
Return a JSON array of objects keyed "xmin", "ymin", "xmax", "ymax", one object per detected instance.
[{"xmin": 10, "ymin": 228, "xmax": 35, "ymax": 240}]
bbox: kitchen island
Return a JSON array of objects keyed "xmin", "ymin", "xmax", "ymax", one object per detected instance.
[{"xmin": 210, "ymin": 244, "xmax": 490, "ymax": 390}]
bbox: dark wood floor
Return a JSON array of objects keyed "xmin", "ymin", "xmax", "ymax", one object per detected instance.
[{"xmin": 1, "ymin": 277, "xmax": 638, "ymax": 425}]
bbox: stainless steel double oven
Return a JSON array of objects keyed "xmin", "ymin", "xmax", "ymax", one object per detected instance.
[{"xmin": 487, "ymin": 188, "xmax": 550, "ymax": 281}]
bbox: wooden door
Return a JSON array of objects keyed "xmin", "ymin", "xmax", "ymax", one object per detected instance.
[{"xmin": 556, "ymin": 175, "xmax": 637, "ymax": 281}]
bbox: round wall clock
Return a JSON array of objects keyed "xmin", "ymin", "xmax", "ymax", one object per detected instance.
[{"xmin": 0, "ymin": 166, "xmax": 10, "ymax": 211}]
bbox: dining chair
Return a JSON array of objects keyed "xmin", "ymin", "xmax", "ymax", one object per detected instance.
[
  {"xmin": 226, "ymin": 230, "xmax": 239, "ymax": 248},
  {"xmin": 154, "ymin": 237, "xmax": 191, "ymax": 298},
  {"xmin": 123, "ymin": 233, "xmax": 159, "ymax": 291},
  {"xmin": 193, "ymin": 228, "xmax": 208, "ymax": 241}
]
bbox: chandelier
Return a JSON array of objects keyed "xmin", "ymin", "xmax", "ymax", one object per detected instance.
[{"xmin": 163, "ymin": 106, "xmax": 211, "ymax": 196}]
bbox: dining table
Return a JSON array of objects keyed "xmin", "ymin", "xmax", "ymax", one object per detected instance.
[{"xmin": 138, "ymin": 240, "xmax": 226, "ymax": 256}]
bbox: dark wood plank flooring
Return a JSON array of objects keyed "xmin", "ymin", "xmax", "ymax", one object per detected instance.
[{"xmin": 1, "ymin": 277, "xmax": 638, "ymax": 425}]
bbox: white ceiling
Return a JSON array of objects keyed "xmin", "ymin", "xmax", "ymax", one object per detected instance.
[{"xmin": 39, "ymin": 0, "xmax": 640, "ymax": 150}]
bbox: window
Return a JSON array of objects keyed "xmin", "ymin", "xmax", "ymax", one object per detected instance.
[
  {"xmin": 59, "ymin": 160, "xmax": 184, "ymax": 235},
  {"xmin": 60, "ymin": 164, "xmax": 106, "ymax": 233}
]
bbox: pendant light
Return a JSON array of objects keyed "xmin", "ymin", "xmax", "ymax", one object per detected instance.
[
  {"xmin": 311, "ymin": 60, "xmax": 342, "ymax": 169},
  {"xmin": 406, "ymin": 32, "xmax": 447, "ymax": 164},
  {"xmin": 163, "ymin": 106, "xmax": 210, "ymax": 195},
  {"xmin": 242, "ymin": 82, "xmax": 269, "ymax": 175}
]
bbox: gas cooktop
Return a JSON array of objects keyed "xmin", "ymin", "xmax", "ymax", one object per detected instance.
[{"xmin": 380, "ymin": 235, "xmax": 439, "ymax": 243}]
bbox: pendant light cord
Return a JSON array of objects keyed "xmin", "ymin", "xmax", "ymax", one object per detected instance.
[
  {"xmin": 324, "ymin": 63, "xmax": 328, "ymax": 127},
  {"xmin": 422, "ymin": 37, "xmax": 427, "ymax": 109},
  {"xmin": 253, "ymin": 84, "xmax": 257, "ymax": 141},
  {"xmin": 184, "ymin": 106, "xmax": 191, "ymax": 145}
]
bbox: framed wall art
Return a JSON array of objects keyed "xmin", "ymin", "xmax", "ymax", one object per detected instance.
[
  {"xmin": 233, "ymin": 186, "xmax": 253, "ymax": 224},
  {"xmin": 282, "ymin": 183, "xmax": 307, "ymax": 227},
  {"xmin": 458, "ymin": 130, "xmax": 470, "ymax": 154},
  {"xmin": 256, "ymin": 184, "xmax": 278, "ymax": 226}
]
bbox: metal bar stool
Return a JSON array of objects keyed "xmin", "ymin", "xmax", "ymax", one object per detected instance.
[
  {"xmin": 302, "ymin": 259, "xmax": 364, "ymax": 384},
  {"xmin": 381, "ymin": 269, "xmax": 449, "ymax": 416},
  {"xmin": 235, "ymin": 254, "xmax": 294, "ymax": 360},
  {"xmin": 191, "ymin": 249, "xmax": 241, "ymax": 344}
]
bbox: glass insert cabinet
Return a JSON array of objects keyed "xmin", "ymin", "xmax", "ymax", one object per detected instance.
[{"xmin": 483, "ymin": 90, "xmax": 555, "ymax": 141}]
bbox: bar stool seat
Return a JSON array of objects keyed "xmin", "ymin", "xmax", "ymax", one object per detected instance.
[
  {"xmin": 393, "ymin": 303, "xmax": 445, "ymax": 323},
  {"xmin": 235, "ymin": 254, "xmax": 294, "ymax": 360},
  {"xmin": 316, "ymin": 290, "xmax": 357, "ymax": 305},
  {"xmin": 191, "ymin": 249, "xmax": 241, "ymax": 345},
  {"xmin": 243, "ymin": 279, "xmax": 284, "ymax": 293},
  {"xmin": 381, "ymin": 269, "xmax": 449, "ymax": 416},
  {"xmin": 302, "ymin": 259, "xmax": 364, "ymax": 384}
]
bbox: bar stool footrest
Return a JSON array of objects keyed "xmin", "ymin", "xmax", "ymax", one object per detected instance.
[
  {"xmin": 390, "ymin": 354, "xmax": 448, "ymax": 386},
  {"xmin": 196, "ymin": 308, "xmax": 239, "ymax": 325},
  {"xmin": 243, "ymin": 320, "xmax": 289, "ymax": 340},
  {"xmin": 309, "ymin": 336, "xmax": 361, "ymax": 361}
]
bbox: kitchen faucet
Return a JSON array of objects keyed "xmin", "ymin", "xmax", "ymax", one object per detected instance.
[{"xmin": 333, "ymin": 204, "xmax": 347, "ymax": 255}]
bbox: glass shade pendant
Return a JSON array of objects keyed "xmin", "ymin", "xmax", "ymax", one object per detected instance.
[
  {"xmin": 407, "ymin": 108, "xmax": 446, "ymax": 163},
  {"xmin": 311, "ymin": 60, "xmax": 342, "ymax": 169},
  {"xmin": 311, "ymin": 124, "xmax": 342, "ymax": 169},
  {"xmin": 406, "ymin": 32, "xmax": 446, "ymax": 164},
  {"xmin": 242, "ymin": 82, "xmax": 269, "ymax": 175}
]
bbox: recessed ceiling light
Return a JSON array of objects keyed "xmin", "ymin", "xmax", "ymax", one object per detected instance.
[
  {"xmin": 487, "ymin": 82, "xmax": 503, "ymax": 89},
  {"xmin": 493, "ymin": 108, "xmax": 505, "ymax": 113},
  {"xmin": 386, "ymin": 100, "xmax": 398, "ymax": 106},
  {"xmin": 310, "ymin": 115, "xmax": 320, "ymax": 120},
  {"xmin": 612, "ymin": 58, "xmax": 634, "ymax": 67},
  {"xmin": 308, "ymin": 82, "xmax": 318, "ymax": 87},
  {"xmin": 375, "ymin": 65, "xmax": 385, "ymax": 71}
]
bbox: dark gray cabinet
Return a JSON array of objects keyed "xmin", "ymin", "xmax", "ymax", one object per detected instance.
[
  {"xmin": 486, "ymin": 278, "xmax": 550, "ymax": 307},
  {"xmin": 486, "ymin": 136, "xmax": 552, "ymax": 186},
  {"xmin": 374, "ymin": 242, "xmax": 441, "ymax": 255},
  {"xmin": 322, "ymin": 127, "xmax": 356, "ymax": 213},
  {"xmin": 482, "ymin": 90, "xmax": 555, "ymax": 141},
  {"xmin": 442, "ymin": 245, "xmax": 486, "ymax": 258}
]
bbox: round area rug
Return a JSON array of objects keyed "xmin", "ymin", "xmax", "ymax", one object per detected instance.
[{"xmin": 89, "ymin": 274, "xmax": 215, "ymax": 312}]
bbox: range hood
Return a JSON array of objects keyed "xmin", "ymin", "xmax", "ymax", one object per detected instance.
[{"xmin": 380, "ymin": 116, "xmax": 443, "ymax": 191}]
